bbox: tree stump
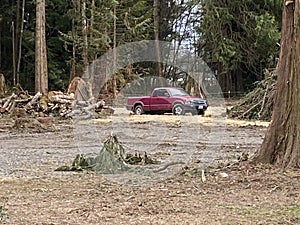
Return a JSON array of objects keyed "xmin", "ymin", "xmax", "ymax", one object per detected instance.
[{"xmin": 67, "ymin": 77, "xmax": 93, "ymax": 102}]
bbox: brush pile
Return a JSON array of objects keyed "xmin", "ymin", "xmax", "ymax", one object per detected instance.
[{"xmin": 228, "ymin": 70, "xmax": 277, "ymax": 121}]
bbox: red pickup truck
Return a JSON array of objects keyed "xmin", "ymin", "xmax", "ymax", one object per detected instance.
[{"xmin": 126, "ymin": 87, "xmax": 207, "ymax": 115}]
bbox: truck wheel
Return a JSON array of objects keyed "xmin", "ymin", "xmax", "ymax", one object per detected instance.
[
  {"xmin": 173, "ymin": 104, "xmax": 185, "ymax": 115},
  {"xmin": 134, "ymin": 105, "xmax": 144, "ymax": 115},
  {"xmin": 198, "ymin": 110, "xmax": 205, "ymax": 116},
  {"xmin": 191, "ymin": 110, "xmax": 198, "ymax": 116}
]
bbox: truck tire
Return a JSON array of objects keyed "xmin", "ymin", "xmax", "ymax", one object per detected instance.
[
  {"xmin": 198, "ymin": 110, "xmax": 205, "ymax": 116},
  {"xmin": 134, "ymin": 105, "xmax": 144, "ymax": 115},
  {"xmin": 173, "ymin": 104, "xmax": 185, "ymax": 115}
]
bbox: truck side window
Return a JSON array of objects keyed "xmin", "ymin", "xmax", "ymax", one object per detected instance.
[
  {"xmin": 153, "ymin": 89, "xmax": 168, "ymax": 97},
  {"xmin": 152, "ymin": 89, "xmax": 160, "ymax": 96},
  {"xmin": 161, "ymin": 89, "xmax": 170, "ymax": 96}
]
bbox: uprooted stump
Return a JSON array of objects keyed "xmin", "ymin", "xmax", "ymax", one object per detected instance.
[
  {"xmin": 55, "ymin": 133, "xmax": 156, "ymax": 174},
  {"xmin": 91, "ymin": 134, "xmax": 130, "ymax": 174}
]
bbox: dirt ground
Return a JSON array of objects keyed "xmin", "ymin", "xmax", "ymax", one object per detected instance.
[{"xmin": 0, "ymin": 108, "xmax": 299, "ymax": 225}]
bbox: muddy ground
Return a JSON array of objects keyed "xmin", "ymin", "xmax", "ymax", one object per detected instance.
[{"xmin": 0, "ymin": 108, "xmax": 299, "ymax": 225}]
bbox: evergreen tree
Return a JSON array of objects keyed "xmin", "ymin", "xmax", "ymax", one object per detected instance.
[{"xmin": 197, "ymin": 0, "xmax": 282, "ymax": 95}]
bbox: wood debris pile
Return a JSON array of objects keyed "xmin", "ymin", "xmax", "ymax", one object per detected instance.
[
  {"xmin": 228, "ymin": 70, "xmax": 277, "ymax": 121},
  {"xmin": 0, "ymin": 90, "xmax": 112, "ymax": 119}
]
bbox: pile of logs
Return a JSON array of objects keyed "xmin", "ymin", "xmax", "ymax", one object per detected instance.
[{"xmin": 0, "ymin": 90, "xmax": 111, "ymax": 119}]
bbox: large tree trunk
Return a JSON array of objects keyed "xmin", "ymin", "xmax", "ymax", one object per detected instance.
[
  {"xmin": 112, "ymin": 2, "xmax": 117, "ymax": 98},
  {"xmin": 12, "ymin": 21, "xmax": 16, "ymax": 86},
  {"xmin": 253, "ymin": 0, "xmax": 300, "ymax": 168},
  {"xmin": 153, "ymin": 0, "xmax": 162, "ymax": 77},
  {"xmin": 35, "ymin": 0, "xmax": 48, "ymax": 94},
  {"xmin": 81, "ymin": 0, "xmax": 88, "ymax": 69},
  {"xmin": 69, "ymin": 0, "xmax": 78, "ymax": 82},
  {"xmin": 17, "ymin": 0, "xmax": 26, "ymax": 84}
]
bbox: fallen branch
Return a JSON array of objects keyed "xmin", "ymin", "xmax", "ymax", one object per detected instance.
[
  {"xmin": 258, "ymin": 84, "xmax": 269, "ymax": 119},
  {"xmin": 238, "ymin": 102, "xmax": 261, "ymax": 119}
]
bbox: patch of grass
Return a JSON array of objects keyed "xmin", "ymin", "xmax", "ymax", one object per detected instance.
[{"xmin": 230, "ymin": 205, "xmax": 300, "ymax": 224}]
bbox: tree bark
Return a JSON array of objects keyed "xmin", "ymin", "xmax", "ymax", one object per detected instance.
[
  {"xmin": 12, "ymin": 21, "xmax": 16, "ymax": 86},
  {"xmin": 17, "ymin": 0, "xmax": 26, "ymax": 84},
  {"xmin": 112, "ymin": 3, "xmax": 117, "ymax": 98},
  {"xmin": 153, "ymin": 0, "xmax": 162, "ymax": 77},
  {"xmin": 81, "ymin": 0, "xmax": 88, "ymax": 69},
  {"xmin": 35, "ymin": 0, "xmax": 48, "ymax": 94},
  {"xmin": 69, "ymin": 0, "xmax": 78, "ymax": 82},
  {"xmin": 253, "ymin": 0, "xmax": 300, "ymax": 168},
  {"xmin": 15, "ymin": 0, "xmax": 21, "ymax": 85}
]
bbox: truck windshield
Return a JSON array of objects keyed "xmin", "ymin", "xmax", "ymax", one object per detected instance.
[{"xmin": 169, "ymin": 88, "xmax": 189, "ymax": 96}]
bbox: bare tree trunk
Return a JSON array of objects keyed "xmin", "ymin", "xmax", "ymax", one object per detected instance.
[
  {"xmin": 90, "ymin": 0, "xmax": 94, "ymax": 41},
  {"xmin": 81, "ymin": 0, "xmax": 88, "ymax": 69},
  {"xmin": 35, "ymin": 0, "xmax": 48, "ymax": 94},
  {"xmin": 112, "ymin": 3, "xmax": 117, "ymax": 98},
  {"xmin": 15, "ymin": 0, "xmax": 20, "ymax": 84},
  {"xmin": 153, "ymin": 0, "xmax": 162, "ymax": 77},
  {"xmin": 167, "ymin": 4, "xmax": 193, "ymax": 80},
  {"xmin": 70, "ymin": 17, "xmax": 76, "ymax": 81},
  {"xmin": 69, "ymin": 0, "xmax": 78, "ymax": 82},
  {"xmin": 11, "ymin": 22, "xmax": 16, "ymax": 86},
  {"xmin": 253, "ymin": 0, "xmax": 300, "ymax": 168},
  {"xmin": 17, "ymin": 0, "xmax": 26, "ymax": 84}
]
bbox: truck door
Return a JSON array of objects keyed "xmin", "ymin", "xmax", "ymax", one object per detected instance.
[{"xmin": 150, "ymin": 89, "xmax": 172, "ymax": 111}]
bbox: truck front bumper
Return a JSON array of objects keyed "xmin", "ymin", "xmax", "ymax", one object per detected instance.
[{"xmin": 184, "ymin": 103, "xmax": 207, "ymax": 113}]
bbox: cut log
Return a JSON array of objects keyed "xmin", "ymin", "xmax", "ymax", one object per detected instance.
[
  {"xmin": 0, "ymin": 93, "xmax": 17, "ymax": 113},
  {"xmin": 14, "ymin": 97, "xmax": 33, "ymax": 103},
  {"xmin": 48, "ymin": 91, "xmax": 74, "ymax": 103},
  {"xmin": 49, "ymin": 95, "xmax": 74, "ymax": 104},
  {"xmin": 0, "ymin": 88, "xmax": 110, "ymax": 119},
  {"xmin": 3, "ymin": 93, "xmax": 17, "ymax": 108},
  {"xmin": 25, "ymin": 92, "xmax": 42, "ymax": 110},
  {"xmin": 7, "ymin": 100, "xmax": 16, "ymax": 113}
]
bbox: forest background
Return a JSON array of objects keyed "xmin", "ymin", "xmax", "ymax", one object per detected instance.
[{"xmin": 0, "ymin": 0, "xmax": 282, "ymax": 98}]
